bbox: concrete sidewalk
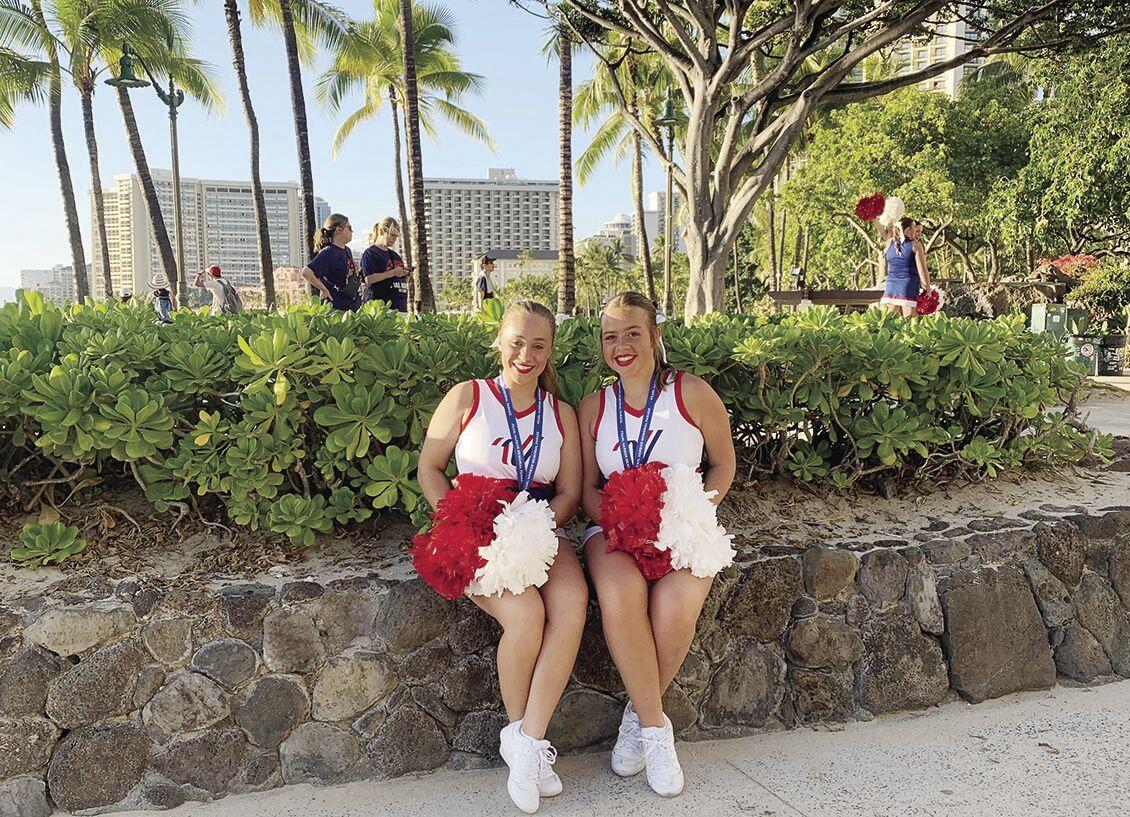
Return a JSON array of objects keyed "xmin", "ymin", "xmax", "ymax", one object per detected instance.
[{"xmin": 118, "ymin": 680, "xmax": 1130, "ymax": 817}]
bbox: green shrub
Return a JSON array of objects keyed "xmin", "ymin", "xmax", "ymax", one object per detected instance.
[
  {"xmin": 12, "ymin": 522, "xmax": 86, "ymax": 567},
  {"xmin": 1067, "ymin": 261, "xmax": 1130, "ymax": 322},
  {"xmin": 0, "ymin": 294, "xmax": 1108, "ymax": 548}
]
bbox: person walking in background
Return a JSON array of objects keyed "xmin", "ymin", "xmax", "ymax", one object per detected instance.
[
  {"xmin": 474, "ymin": 253, "xmax": 497, "ymax": 310},
  {"xmin": 194, "ymin": 265, "xmax": 243, "ymax": 316},
  {"xmin": 149, "ymin": 273, "xmax": 174, "ymax": 324},
  {"xmin": 361, "ymin": 217, "xmax": 410, "ymax": 313},
  {"xmin": 301, "ymin": 214, "xmax": 362, "ymax": 312},
  {"xmin": 879, "ymin": 216, "xmax": 932, "ymax": 316}
]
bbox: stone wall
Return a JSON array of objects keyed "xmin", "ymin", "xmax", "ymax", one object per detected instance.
[{"xmin": 1, "ymin": 505, "xmax": 1128, "ymax": 815}]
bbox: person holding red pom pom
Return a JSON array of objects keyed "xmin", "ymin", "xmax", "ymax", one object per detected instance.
[
  {"xmin": 578, "ymin": 292, "xmax": 736, "ymax": 798},
  {"xmin": 417, "ymin": 300, "xmax": 586, "ymax": 814}
]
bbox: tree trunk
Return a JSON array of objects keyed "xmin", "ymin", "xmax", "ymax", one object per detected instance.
[
  {"xmin": 802, "ymin": 226, "xmax": 810, "ymax": 272},
  {"xmin": 731, "ymin": 243, "xmax": 742, "ymax": 312},
  {"xmin": 945, "ymin": 236, "xmax": 976, "ymax": 283},
  {"xmin": 79, "ymin": 81, "xmax": 112, "ymax": 299},
  {"xmin": 399, "ymin": 0, "xmax": 435, "ymax": 312},
  {"xmin": 279, "ymin": 0, "xmax": 316, "ymax": 264},
  {"xmin": 987, "ymin": 240, "xmax": 999, "ymax": 283},
  {"xmin": 778, "ymin": 210, "xmax": 788, "ymax": 283},
  {"xmin": 225, "ymin": 0, "xmax": 275, "ymax": 307},
  {"xmin": 1025, "ymin": 236, "xmax": 1034, "ymax": 274},
  {"xmin": 630, "ymin": 104, "xmax": 654, "ymax": 305},
  {"xmin": 116, "ymin": 86, "xmax": 178, "ymax": 286},
  {"xmin": 389, "ymin": 88, "xmax": 413, "ymax": 269},
  {"xmin": 33, "ymin": 0, "xmax": 88, "ymax": 301},
  {"xmin": 556, "ymin": 29, "xmax": 575, "ymax": 315},
  {"xmin": 766, "ymin": 197, "xmax": 778, "ymax": 290}
]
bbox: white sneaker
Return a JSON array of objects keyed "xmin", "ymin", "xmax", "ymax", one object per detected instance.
[
  {"xmin": 611, "ymin": 702, "xmax": 645, "ymax": 777},
  {"xmin": 499, "ymin": 721, "xmax": 558, "ymax": 813},
  {"xmin": 538, "ymin": 750, "xmax": 563, "ymax": 798},
  {"xmin": 640, "ymin": 715, "xmax": 684, "ymax": 797}
]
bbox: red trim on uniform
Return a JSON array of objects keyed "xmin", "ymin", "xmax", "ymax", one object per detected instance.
[
  {"xmin": 485, "ymin": 378, "xmax": 537, "ymax": 418},
  {"xmin": 674, "ymin": 371, "xmax": 701, "ymax": 430},
  {"xmin": 460, "ymin": 380, "xmax": 480, "ymax": 432},
  {"xmin": 552, "ymin": 395, "xmax": 565, "ymax": 436},
  {"xmin": 594, "ymin": 387, "xmax": 607, "ymax": 437}
]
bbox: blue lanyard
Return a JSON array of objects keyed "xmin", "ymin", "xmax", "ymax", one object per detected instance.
[
  {"xmin": 497, "ymin": 376, "xmax": 544, "ymax": 492},
  {"xmin": 615, "ymin": 373, "xmax": 660, "ymax": 471}
]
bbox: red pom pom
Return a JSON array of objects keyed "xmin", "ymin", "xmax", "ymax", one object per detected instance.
[
  {"xmin": 916, "ymin": 288, "xmax": 941, "ymax": 316},
  {"xmin": 854, "ymin": 193, "xmax": 886, "ymax": 222},
  {"xmin": 600, "ymin": 462, "xmax": 673, "ymax": 581},
  {"xmin": 410, "ymin": 475, "xmax": 515, "ymax": 599}
]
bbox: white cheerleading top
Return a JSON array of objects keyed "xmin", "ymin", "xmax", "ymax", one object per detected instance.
[
  {"xmin": 455, "ymin": 378, "xmax": 565, "ymax": 488},
  {"xmin": 593, "ymin": 371, "xmax": 704, "ymax": 480}
]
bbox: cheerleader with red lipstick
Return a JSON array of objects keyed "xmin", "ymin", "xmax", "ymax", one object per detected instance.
[
  {"xmin": 578, "ymin": 292, "xmax": 737, "ymax": 798},
  {"xmin": 416, "ymin": 300, "xmax": 586, "ymax": 814}
]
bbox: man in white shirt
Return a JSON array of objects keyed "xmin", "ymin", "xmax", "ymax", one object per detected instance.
[{"xmin": 194, "ymin": 265, "xmax": 242, "ymax": 315}]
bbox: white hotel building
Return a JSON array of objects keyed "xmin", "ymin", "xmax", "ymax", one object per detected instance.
[
  {"xmin": 19, "ymin": 264, "xmax": 91, "ymax": 306},
  {"xmin": 93, "ymin": 171, "xmax": 329, "ymax": 297},
  {"xmin": 423, "ymin": 168, "xmax": 559, "ymax": 291}
]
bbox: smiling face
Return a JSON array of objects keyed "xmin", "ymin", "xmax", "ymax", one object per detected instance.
[
  {"xmin": 601, "ymin": 305, "xmax": 658, "ymax": 378},
  {"xmin": 497, "ymin": 312, "xmax": 553, "ymax": 389}
]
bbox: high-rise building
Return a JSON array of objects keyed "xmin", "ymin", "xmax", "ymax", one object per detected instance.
[
  {"xmin": 92, "ymin": 171, "xmax": 330, "ymax": 297},
  {"xmin": 19, "ymin": 264, "xmax": 91, "ymax": 305},
  {"xmin": 888, "ymin": 12, "xmax": 986, "ymax": 97},
  {"xmin": 423, "ymin": 168, "xmax": 559, "ymax": 291},
  {"xmin": 580, "ymin": 190, "xmax": 686, "ymax": 258}
]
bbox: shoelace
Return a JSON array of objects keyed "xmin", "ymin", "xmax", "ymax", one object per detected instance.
[
  {"xmin": 617, "ymin": 717, "xmax": 642, "ymax": 751},
  {"xmin": 521, "ymin": 741, "xmax": 558, "ymax": 782},
  {"xmin": 641, "ymin": 730, "xmax": 679, "ymax": 773}
]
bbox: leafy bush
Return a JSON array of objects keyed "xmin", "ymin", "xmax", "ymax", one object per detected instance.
[
  {"xmin": 1067, "ymin": 261, "xmax": 1130, "ymax": 323},
  {"xmin": 0, "ymin": 293, "xmax": 1107, "ymax": 548},
  {"xmin": 12, "ymin": 522, "xmax": 86, "ymax": 566}
]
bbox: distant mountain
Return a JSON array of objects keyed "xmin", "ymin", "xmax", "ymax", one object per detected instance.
[{"xmin": 0, "ymin": 286, "xmax": 16, "ymax": 304}]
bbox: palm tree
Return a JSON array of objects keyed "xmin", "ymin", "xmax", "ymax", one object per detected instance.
[
  {"xmin": 575, "ymin": 44, "xmax": 674, "ymax": 306},
  {"xmin": 114, "ymin": 28, "xmax": 220, "ymax": 294},
  {"xmin": 224, "ymin": 0, "xmax": 273, "ymax": 305},
  {"xmin": 316, "ymin": 0, "xmax": 495, "ymax": 273},
  {"xmin": 398, "ymin": 0, "xmax": 434, "ymax": 312},
  {"xmin": 553, "ymin": 21, "xmax": 574, "ymax": 315},
  {"xmin": 264, "ymin": 0, "xmax": 348, "ymax": 263},
  {"xmin": 50, "ymin": 0, "xmax": 199, "ymax": 299},
  {"xmin": 0, "ymin": 49, "xmax": 49, "ymax": 128},
  {"xmin": 16, "ymin": 0, "xmax": 89, "ymax": 299}
]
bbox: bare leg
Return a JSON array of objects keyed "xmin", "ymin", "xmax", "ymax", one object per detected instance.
[
  {"xmin": 469, "ymin": 588, "xmax": 545, "ymax": 723},
  {"xmin": 584, "ymin": 533, "xmax": 665, "ymax": 727},
  {"xmin": 900, "ymin": 304, "xmax": 917, "ymax": 317},
  {"xmin": 521, "ymin": 539, "xmax": 588, "ymax": 739},
  {"xmin": 649, "ymin": 569, "xmax": 714, "ymax": 693}
]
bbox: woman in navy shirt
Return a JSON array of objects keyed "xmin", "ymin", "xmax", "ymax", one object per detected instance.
[
  {"xmin": 301, "ymin": 214, "xmax": 362, "ymax": 311},
  {"xmin": 362, "ymin": 217, "xmax": 410, "ymax": 313}
]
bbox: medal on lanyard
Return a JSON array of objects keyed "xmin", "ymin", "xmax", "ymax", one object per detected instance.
[
  {"xmin": 615, "ymin": 373, "xmax": 660, "ymax": 471},
  {"xmin": 497, "ymin": 376, "xmax": 544, "ymax": 492}
]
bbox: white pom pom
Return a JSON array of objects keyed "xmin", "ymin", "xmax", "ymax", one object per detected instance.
[
  {"xmin": 656, "ymin": 464, "xmax": 735, "ymax": 578},
  {"xmin": 467, "ymin": 492, "xmax": 560, "ymax": 598},
  {"xmin": 879, "ymin": 196, "xmax": 905, "ymax": 227}
]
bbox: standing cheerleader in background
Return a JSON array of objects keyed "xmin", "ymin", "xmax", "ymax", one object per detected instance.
[
  {"xmin": 880, "ymin": 216, "xmax": 932, "ymax": 316},
  {"xmin": 578, "ymin": 292, "xmax": 737, "ymax": 798},
  {"xmin": 416, "ymin": 300, "xmax": 587, "ymax": 814}
]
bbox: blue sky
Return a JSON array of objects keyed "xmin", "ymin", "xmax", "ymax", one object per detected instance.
[{"xmin": 0, "ymin": 0, "xmax": 666, "ymax": 287}]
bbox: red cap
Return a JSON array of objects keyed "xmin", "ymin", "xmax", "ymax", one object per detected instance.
[{"xmin": 208, "ymin": 265, "xmax": 222, "ymax": 277}]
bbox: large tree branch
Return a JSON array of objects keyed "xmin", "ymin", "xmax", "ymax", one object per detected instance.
[
  {"xmin": 649, "ymin": 0, "xmax": 707, "ymax": 71},
  {"xmin": 815, "ymin": 0, "xmax": 1063, "ymax": 105}
]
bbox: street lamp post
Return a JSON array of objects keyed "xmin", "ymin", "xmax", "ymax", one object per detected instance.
[
  {"xmin": 106, "ymin": 43, "xmax": 188, "ymax": 306},
  {"xmin": 655, "ymin": 91, "xmax": 678, "ymax": 317}
]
